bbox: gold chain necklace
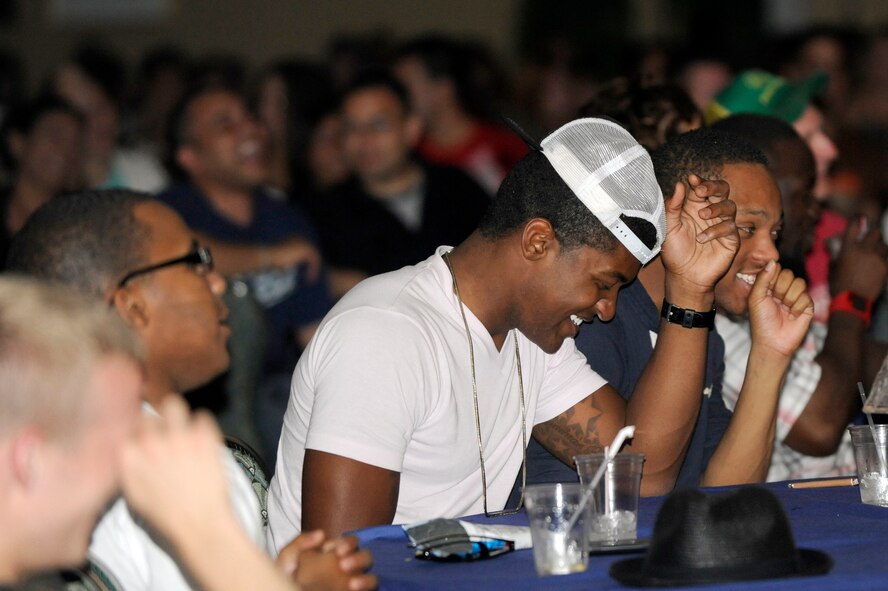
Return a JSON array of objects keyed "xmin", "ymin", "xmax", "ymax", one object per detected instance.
[{"xmin": 443, "ymin": 250, "xmax": 527, "ymax": 516}]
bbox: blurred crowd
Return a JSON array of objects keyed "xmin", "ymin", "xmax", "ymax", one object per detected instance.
[
  {"xmin": 1, "ymin": 25, "xmax": 888, "ymax": 462},
  {"xmin": 5, "ymin": 18, "xmax": 888, "ymax": 591}
]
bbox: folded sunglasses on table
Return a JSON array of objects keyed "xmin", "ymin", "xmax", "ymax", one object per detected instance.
[{"xmin": 403, "ymin": 517, "xmax": 531, "ymax": 562}]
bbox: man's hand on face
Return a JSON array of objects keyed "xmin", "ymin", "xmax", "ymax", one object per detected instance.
[
  {"xmin": 747, "ymin": 260, "xmax": 814, "ymax": 358},
  {"xmin": 660, "ymin": 174, "xmax": 740, "ymax": 302}
]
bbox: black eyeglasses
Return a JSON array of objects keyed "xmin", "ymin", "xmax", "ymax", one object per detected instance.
[
  {"xmin": 116, "ymin": 244, "xmax": 214, "ymax": 289},
  {"xmin": 413, "ymin": 535, "xmax": 515, "ymax": 562}
]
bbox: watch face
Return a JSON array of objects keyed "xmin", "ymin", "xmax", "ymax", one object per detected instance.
[
  {"xmin": 851, "ymin": 293, "xmax": 868, "ymax": 312},
  {"xmin": 661, "ymin": 302, "xmax": 715, "ymax": 329}
]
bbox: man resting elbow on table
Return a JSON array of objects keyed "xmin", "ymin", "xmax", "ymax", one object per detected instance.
[{"xmin": 267, "ymin": 118, "xmax": 746, "ymax": 545}]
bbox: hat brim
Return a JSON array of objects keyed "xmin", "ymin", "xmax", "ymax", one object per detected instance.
[
  {"xmin": 609, "ymin": 548, "xmax": 833, "ymax": 587},
  {"xmin": 779, "ymin": 71, "xmax": 828, "ymax": 121},
  {"xmin": 706, "ymin": 69, "xmax": 828, "ymax": 124}
]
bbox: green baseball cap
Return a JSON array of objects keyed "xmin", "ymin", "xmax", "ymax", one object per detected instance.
[{"xmin": 705, "ymin": 69, "xmax": 828, "ymax": 124}]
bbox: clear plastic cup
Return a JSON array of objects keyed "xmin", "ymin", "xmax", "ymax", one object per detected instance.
[
  {"xmin": 849, "ymin": 424, "xmax": 888, "ymax": 506},
  {"xmin": 573, "ymin": 453, "xmax": 644, "ymax": 545},
  {"xmin": 523, "ymin": 483, "xmax": 589, "ymax": 576}
]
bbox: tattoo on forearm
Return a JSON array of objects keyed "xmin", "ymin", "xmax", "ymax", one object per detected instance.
[{"xmin": 534, "ymin": 397, "xmax": 606, "ymax": 464}]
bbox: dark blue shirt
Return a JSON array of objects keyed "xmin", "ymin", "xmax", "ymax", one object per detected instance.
[
  {"xmin": 516, "ymin": 279, "xmax": 731, "ymax": 496},
  {"xmin": 158, "ymin": 183, "xmax": 333, "ymax": 373}
]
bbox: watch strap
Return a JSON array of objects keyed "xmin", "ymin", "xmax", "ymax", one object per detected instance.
[
  {"xmin": 829, "ymin": 290, "xmax": 873, "ymax": 326},
  {"xmin": 660, "ymin": 299, "xmax": 716, "ymax": 329}
]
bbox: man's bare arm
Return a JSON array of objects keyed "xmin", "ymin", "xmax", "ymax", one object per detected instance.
[
  {"xmin": 533, "ymin": 384, "xmax": 626, "ymax": 466},
  {"xmin": 784, "ymin": 221, "xmax": 888, "ymax": 456},
  {"xmin": 703, "ymin": 262, "xmax": 813, "ymax": 485},
  {"xmin": 533, "ymin": 326, "xmax": 707, "ymax": 499},
  {"xmin": 783, "ymin": 314, "xmax": 867, "ymax": 456},
  {"xmin": 302, "ymin": 450, "xmax": 400, "ymax": 538},
  {"xmin": 196, "ymin": 231, "xmax": 322, "ymax": 281},
  {"xmin": 537, "ymin": 176, "xmax": 738, "ymax": 496},
  {"xmin": 534, "ymin": 319, "xmax": 708, "ymax": 496}
]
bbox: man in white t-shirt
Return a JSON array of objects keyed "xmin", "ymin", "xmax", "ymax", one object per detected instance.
[{"xmin": 266, "ymin": 117, "xmax": 807, "ymax": 548}]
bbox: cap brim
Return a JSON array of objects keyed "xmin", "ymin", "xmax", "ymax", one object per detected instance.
[
  {"xmin": 780, "ymin": 71, "xmax": 829, "ymax": 121},
  {"xmin": 501, "ymin": 115, "xmax": 543, "ymax": 152},
  {"xmin": 609, "ymin": 548, "xmax": 833, "ymax": 587},
  {"xmin": 707, "ymin": 69, "xmax": 828, "ymax": 124}
]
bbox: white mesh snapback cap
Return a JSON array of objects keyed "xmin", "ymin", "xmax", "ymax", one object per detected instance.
[{"xmin": 540, "ymin": 118, "xmax": 666, "ymax": 264}]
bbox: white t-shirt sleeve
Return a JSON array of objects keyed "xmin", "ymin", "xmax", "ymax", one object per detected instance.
[
  {"xmin": 303, "ymin": 308, "xmax": 435, "ymax": 472},
  {"xmin": 89, "ymin": 498, "xmax": 198, "ymax": 591},
  {"xmin": 534, "ymin": 337, "xmax": 607, "ymax": 424}
]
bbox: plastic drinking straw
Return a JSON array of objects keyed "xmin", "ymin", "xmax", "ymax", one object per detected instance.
[
  {"xmin": 599, "ymin": 445, "xmax": 618, "ymax": 515},
  {"xmin": 599, "ymin": 445, "xmax": 616, "ymax": 516},
  {"xmin": 858, "ymin": 382, "xmax": 887, "ymax": 477},
  {"xmin": 565, "ymin": 425, "xmax": 635, "ymax": 531}
]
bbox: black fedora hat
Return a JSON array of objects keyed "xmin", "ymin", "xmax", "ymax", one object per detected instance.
[{"xmin": 610, "ymin": 486, "xmax": 832, "ymax": 587}]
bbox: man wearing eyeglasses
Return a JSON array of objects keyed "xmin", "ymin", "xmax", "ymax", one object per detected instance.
[{"xmin": 6, "ymin": 190, "xmax": 375, "ymax": 591}]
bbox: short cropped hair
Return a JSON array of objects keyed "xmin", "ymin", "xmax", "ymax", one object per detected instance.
[
  {"xmin": 1, "ymin": 93, "xmax": 82, "ymax": 136},
  {"xmin": 709, "ymin": 113, "xmax": 805, "ymax": 165},
  {"xmin": 6, "ymin": 189, "xmax": 153, "ymax": 298},
  {"xmin": 165, "ymin": 82, "xmax": 241, "ymax": 179},
  {"xmin": 1, "ymin": 93, "xmax": 83, "ymax": 170},
  {"xmin": 0, "ymin": 275, "xmax": 143, "ymax": 440},
  {"xmin": 340, "ymin": 68, "xmax": 412, "ymax": 113},
  {"xmin": 652, "ymin": 127, "xmax": 768, "ymax": 197},
  {"xmin": 394, "ymin": 34, "xmax": 504, "ymax": 120},
  {"xmin": 579, "ymin": 78, "xmax": 702, "ymax": 154},
  {"xmin": 478, "ymin": 150, "xmax": 657, "ymax": 253}
]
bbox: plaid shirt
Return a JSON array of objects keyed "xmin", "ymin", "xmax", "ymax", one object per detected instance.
[{"xmin": 716, "ymin": 315, "xmax": 857, "ymax": 480}]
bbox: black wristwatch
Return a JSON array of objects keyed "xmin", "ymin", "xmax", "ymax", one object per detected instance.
[{"xmin": 661, "ymin": 299, "xmax": 716, "ymax": 329}]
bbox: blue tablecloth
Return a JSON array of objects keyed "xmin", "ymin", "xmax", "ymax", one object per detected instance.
[{"xmin": 354, "ymin": 482, "xmax": 888, "ymax": 590}]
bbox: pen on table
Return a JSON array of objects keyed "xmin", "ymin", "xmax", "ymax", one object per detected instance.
[{"xmin": 787, "ymin": 477, "xmax": 859, "ymax": 489}]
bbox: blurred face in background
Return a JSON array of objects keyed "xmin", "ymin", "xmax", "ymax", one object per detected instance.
[
  {"xmin": 793, "ymin": 105, "xmax": 838, "ymax": 201},
  {"xmin": 177, "ymin": 90, "xmax": 269, "ymax": 192},
  {"xmin": 54, "ymin": 64, "xmax": 118, "ymax": 162},
  {"xmin": 308, "ymin": 112, "xmax": 349, "ymax": 190},
  {"xmin": 770, "ymin": 137, "xmax": 818, "ymax": 268},
  {"xmin": 393, "ymin": 56, "xmax": 446, "ymax": 122},
  {"xmin": 7, "ymin": 108, "xmax": 83, "ymax": 194},
  {"xmin": 678, "ymin": 60, "xmax": 732, "ymax": 112},
  {"xmin": 257, "ymin": 73, "xmax": 288, "ymax": 145},
  {"xmin": 341, "ymin": 86, "xmax": 421, "ymax": 186}
]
